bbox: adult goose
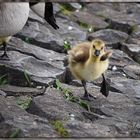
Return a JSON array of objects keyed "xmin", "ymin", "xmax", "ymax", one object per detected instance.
[
  {"xmin": 0, "ymin": 2, "xmax": 29, "ymax": 60},
  {"xmin": 0, "ymin": 2, "xmax": 59, "ymax": 60}
]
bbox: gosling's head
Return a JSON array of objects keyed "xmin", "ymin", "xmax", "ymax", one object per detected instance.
[{"xmin": 90, "ymin": 39, "xmax": 105, "ymax": 57}]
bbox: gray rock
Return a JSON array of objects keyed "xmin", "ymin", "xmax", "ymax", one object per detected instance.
[
  {"xmin": 57, "ymin": 83, "xmax": 140, "ymax": 137},
  {"xmin": 109, "ymin": 49, "xmax": 134, "ymax": 68},
  {"xmin": 64, "ymin": 119, "xmax": 112, "ymax": 137},
  {"xmin": 86, "ymin": 3, "xmax": 140, "ymax": 34},
  {"xmin": 123, "ymin": 64, "xmax": 140, "ymax": 80},
  {"xmin": 0, "ymin": 85, "xmax": 46, "ymax": 97},
  {"xmin": 0, "ymin": 95, "xmax": 58, "ymax": 137},
  {"xmin": 121, "ymin": 43, "xmax": 140, "ymax": 64},
  {"xmin": 131, "ymin": 25, "xmax": 140, "ymax": 38},
  {"xmin": 70, "ymin": 3, "xmax": 82, "ymax": 10},
  {"xmin": 28, "ymin": 87, "xmax": 86, "ymax": 121},
  {"xmin": 105, "ymin": 13, "xmax": 140, "ymax": 34},
  {"xmin": 16, "ymin": 10, "xmax": 87, "ymax": 53},
  {"xmin": 0, "ymin": 37, "xmax": 66, "ymax": 86},
  {"xmin": 85, "ymin": 3, "xmax": 121, "ymax": 19},
  {"xmin": 0, "ymin": 2, "xmax": 140, "ymax": 138},
  {"xmin": 88, "ymin": 29, "xmax": 129, "ymax": 48},
  {"xmin": 72, "ymin": 11, "xmax": 108, "ymax": 31}
]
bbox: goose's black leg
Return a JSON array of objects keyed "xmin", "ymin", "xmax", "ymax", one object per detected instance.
[
  {"xmin": 0, "ymin": 42, "xmax": 10, "ymax": 60},
  {"xmin": 81, "ymin": 80, "xmax": 96, "ymax": 101},
  {"xmin": 100, "ymin": 74, "xmax": 109, "ymax": 97},
  {"xmin": 44, "ymin": 2, "xmax": 59, "ymax": 30}
]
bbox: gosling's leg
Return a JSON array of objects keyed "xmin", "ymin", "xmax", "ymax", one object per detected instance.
[
  {"xmin": 81, "ymin": 80, "xmax": 96, "ymax": 101},
  {"xmin": 100, "ymin": 74, "xmax": 109, "ymax": 97},
  {"xmin": 0, "ymin": 42, "xmax": 10, "ymax": 60}
]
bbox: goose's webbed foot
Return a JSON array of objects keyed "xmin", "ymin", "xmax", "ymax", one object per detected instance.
[
  {"xmin": 0, "ymin": 42, "xmax": 10, "ymax": 61},
  {"xmin": 81, "ymin": 92, "xmax": 96, "ymax": 101}
]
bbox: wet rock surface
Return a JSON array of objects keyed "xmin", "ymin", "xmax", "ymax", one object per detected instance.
[{"xmin": 0, "ymin": 2, "xmax": 140, "ymax": 138}]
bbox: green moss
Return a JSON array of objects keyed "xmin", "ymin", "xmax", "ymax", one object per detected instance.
[
  {"xmin": 60, "ymin": 5, "xmax": 72, "ymax": 16},
  {"xmin": 77, "ymin": 21, "xmax": 89, "ymax": 29},
  {"xmin": 23, "ymin": 70, "xmax": 32, "ymax": 87},
  {"xmin": 60, "ymin": 4, "xmax": 75, "ymax": 11},
  {"xmin": 130, "ymin": 25, "xmax": 137, "ymax": 34},
  {"xmin": 52, "ymin": 120, "xmax": 69, "ymax": 137},
  {"xmin": 134, "ymin": 56, "xmax": 140, "ymax": 64},
  {"xmin": 77, "ymin": 21, "xmax": 94, "ymax": 32},
  {"xmin": 16, "ymin": 96, "xmax": 32, "ymax": 110}
]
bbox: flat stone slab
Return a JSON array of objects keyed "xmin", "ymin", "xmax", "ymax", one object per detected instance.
[
  {"xmin": 72, "ymin": 11, "xmax": 108, "ymax": 30},
  {"xmin": 88, "ymin": 29, "xmax": 129, "ymax": 48},
  {"xmin": 0, "ymin": 95, "xmax": 58, "ymax": 137}
]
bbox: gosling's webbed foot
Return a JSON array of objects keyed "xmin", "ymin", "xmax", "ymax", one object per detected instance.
[
  {"xmin": 81, "ymin": 92, "xmax": 96, "ymax": 101},
  {"xmin": 0, "ymin": 53, "xmax": 10, "ymax": 61},
  {"xmin": 100, "ymin": 74, "xmax": 109, "ymax": 97}
]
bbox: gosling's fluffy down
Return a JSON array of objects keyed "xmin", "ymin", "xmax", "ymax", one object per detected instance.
[
  {"xmin": 68, "ymin": 39, "xmax": 112, "ymax": 81},
  {"xmin": 68, "ymin": 39, "xmax": 112, "ymax": 100}
]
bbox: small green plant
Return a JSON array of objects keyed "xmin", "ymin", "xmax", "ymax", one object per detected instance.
[
  {"xmin": 63, "ymin": 40, "xmax": 71, "ymax": 50},
  {"xmin": 0, "ymin": 74, "xmax": 8, "ymax": 85},
  {"xmin": 9, "ymin": 128, "xmax": 21, "ymax": 138},
  {"xmin": 77, "ymin": 21, "xmax": 89, "ymax": 29},
  {"xmin": 24, "ymin": 37, "xmax": 32, "ymax": 44},
  {"xmin": 55, "ymin": 79, "xmax": 62, "ymax": 90},
  {"xmin": 77, "ymin": 21, "xmax": 94, "ymax": 32},
  {"xmin": 23, "ymin": 70, "xmax": 31, "ymax": 87},
  {"xmin": 52, "ymin": 120, "xmax": 69, "ymax": 137},
  {"xmin": 16, "ymin": 96, "xmax": 32, "ymax": 110},
  {"xmin": 55, "ymin": 79, "xmax": 90, "ymax": 111},
  {"xmin": 88, "ymin": 26, "xmax": 94, "ymax": 33},
  {"xmin": 130, "ymin": 25, "xmax": 137, "ymax": 34}
]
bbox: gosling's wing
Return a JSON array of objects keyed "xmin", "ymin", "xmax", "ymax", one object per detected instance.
[
  {"xmin": 68, "ymin": 43, "xmax": 90, "ymax": 64},
  {"xmin": 100, "ymin": 50, "xmax": 113, "ymax": 61}
]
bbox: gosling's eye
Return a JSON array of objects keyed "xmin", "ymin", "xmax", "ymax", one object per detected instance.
[
  {"xmin": 93, "ymin": 45, "xmax": 95, "ymax": 49},
  {"xmin": 101, "ymin": 47, "xmax": 103, "ymax": 50}
]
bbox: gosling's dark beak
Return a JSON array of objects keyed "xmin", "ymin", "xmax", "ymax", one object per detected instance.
[{"xmin": 95, "ymin": 50, "xmax": 100, "ymax": 56}]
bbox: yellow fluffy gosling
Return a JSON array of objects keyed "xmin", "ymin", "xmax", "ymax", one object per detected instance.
[{"xmin": 68, "ymin": 39, "xmax": 112, "ymax": 100}]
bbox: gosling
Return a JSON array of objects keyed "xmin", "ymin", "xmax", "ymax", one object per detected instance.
[
  {"xmin": 68, "ymin": 39, "xmax": 112, "ymax": 100},
  {"xmin": 0, "ymin": 2, "xmax": 29, "ymax": 60}
]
